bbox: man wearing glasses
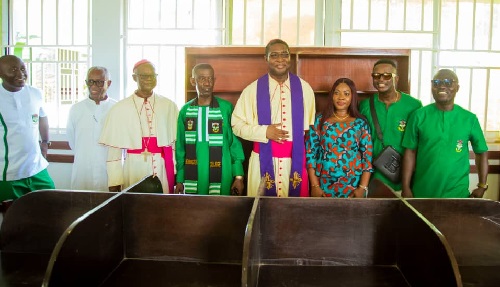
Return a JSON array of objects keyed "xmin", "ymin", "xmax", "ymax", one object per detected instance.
[
  {"xmin": 359, "ymin": 59, "xmax": 422, "ymax": 191},
  {"xmin": 100, "ymin": 60, "xmax": 179, "ymax": 193},
  {"xmin": 66, "ymin": 66, "xmax": 117, "ymax": 191},
  {"xmin": 401, "ymin": 69, "xmax": 488, "ymax": 198},
  {"xmin": 232, "ymin": 39, "xmax": 316, "ymax": 197}
]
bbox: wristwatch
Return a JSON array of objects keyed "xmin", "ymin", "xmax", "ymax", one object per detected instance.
[
  {"xmin": 40, "ymin": 140, "xmax": 51, "ymax": 147},
  {"xmin": 477, "ymin": 183, "xmax": 488, "ymax": 190}
]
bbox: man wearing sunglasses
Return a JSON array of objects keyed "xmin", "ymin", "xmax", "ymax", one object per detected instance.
[
  {"xmin": 359, "ymin": 59, "xmax": 422, "ymax": 191},
  {"xmin": 66, "ymin": 66, "xmax": 117, "ymax": 191},
  {"xmin": 401, "ymin": 69, "xmax": 489, "ymax": 198}
]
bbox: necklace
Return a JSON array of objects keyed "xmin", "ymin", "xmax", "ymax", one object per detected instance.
[
  {"xmin": 379, "ymin": 92, "xmax": 400, "ymax": 104},
  {"xmin": 133, "ymin": 94, "xmax": 156, "ymax": 162},
  {"xmin": 333, "ymin": 111, "xmax": 349, "ymax": 121}
]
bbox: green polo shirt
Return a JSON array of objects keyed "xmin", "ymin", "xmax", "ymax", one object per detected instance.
[
  {"xmin": 359, "ymin": 92, "xmax": 422, "ymax": 190},
  {"xmin": 402, "ymin": 104, "xmax": 488, "ymax": 198}
]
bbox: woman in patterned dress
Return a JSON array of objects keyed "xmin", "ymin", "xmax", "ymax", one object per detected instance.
[{"xmin": 306, "ymin": 78, "xmax": 373, "ymax": 198}]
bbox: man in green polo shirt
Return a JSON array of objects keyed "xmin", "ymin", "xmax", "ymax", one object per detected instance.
[
  {"xmin": 359, "ymin": 59, "xmax": 422, "ymax": 191},
  {"xmin": 401, "ymin": 69, "xmax": 489, "ymax": 198}
]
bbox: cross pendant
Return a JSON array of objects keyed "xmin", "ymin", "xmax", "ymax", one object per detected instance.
[{"xmin": 141, "ymin": 150, "xmax": 151, "ymax": 162}]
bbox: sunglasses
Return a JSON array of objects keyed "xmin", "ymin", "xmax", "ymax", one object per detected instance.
[
  {"xmin": 431, "ymin": 79, "xmax": 455, "ymax": 88},
  {"xmin": 371, "ymin": 73, "xmax": 396, "ymax": 80}
]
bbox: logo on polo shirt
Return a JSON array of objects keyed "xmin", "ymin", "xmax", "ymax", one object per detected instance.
[
  {"xmin": 456, "ymin": 140, "xmax": 463, "ymax": 152},
  {"xmin": 32, "ymin": 114, "xmax": 39, "ymax": 123},
  {"xmin": 397, "ymin": 119, "xmax": 407, "ymax": 132}
]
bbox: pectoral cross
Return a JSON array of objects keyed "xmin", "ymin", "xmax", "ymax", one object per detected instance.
[{"xmin": 142, "ymin": 148, "xmax": 151, "ymax": 162}]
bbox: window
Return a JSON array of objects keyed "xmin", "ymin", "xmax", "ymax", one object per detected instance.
[
  {"xmin": 338, "ymin": 0, "xmax": 500, "ymax": 134},
  {"xmin": 2, "ymin": 0, "xmax": 499, "ymax": 139},
  {"xmin": 125, "ymin": 0, "xmax": 224, "ymax": 108},
  {"xmin": 4, "ymin": 0, "xmax": 90, "ymax": 133},
  {"xmin": 230, "ymin": 0, "xmax": 318, "ymax": 45}
]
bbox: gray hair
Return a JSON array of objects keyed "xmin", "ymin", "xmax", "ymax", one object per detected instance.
[{"xmin": 87, "ymin": 66, "xmax": 110, "ymax": 80}]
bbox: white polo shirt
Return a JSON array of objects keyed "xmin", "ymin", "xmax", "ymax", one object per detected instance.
[{"xmin": 0, "ymin": 84, "xmax": 49, "ymax": 181}]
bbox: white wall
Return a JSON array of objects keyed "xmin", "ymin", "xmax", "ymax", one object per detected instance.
[{"xmin": 48, "ymin": 163, "xmax": 72, "ymax": 189}]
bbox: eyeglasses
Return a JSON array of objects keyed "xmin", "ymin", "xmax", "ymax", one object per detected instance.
[
  {"xmin": 431, "ymin": 79, "xmax": 455, "ymax": 88},
  {"xmin": 268, "ymin": 52, "xmax": 290, "ymax": 60},
  {"xmin": 371, "ymin": 73, "xmax": 396, "ymax": 80},
  {"xmin": 135, "ymin": 74, "xmax": 158, "ymax": 80},
  {"xmin": 196, "ymin": 76, "xmax": 214, "ymax": 83},
  {"xmin": 86, "ymin": 79, "xmax": 106, "ymax": 87}
]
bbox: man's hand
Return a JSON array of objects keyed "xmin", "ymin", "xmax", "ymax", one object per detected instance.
[
  {"xmin": 401, "ymin": 187, "xmax": 414, "ymax": 198},
  {"xmin": 231, "ymin": 177, "xmax": 244, "ymax": 195},
  {"xmin": 109, "ymin": 185, "xmax": 121, "ymax": 192},
  {"xmin": 39, "ymin": 142, "xmax": 49, "ymax": 158},
  {"xmin": 266, "ymin": 123, "xmax": 289, "ymax": 143},
  {"xmin": 470, "ymin": 187, "xmax": 486, "ymax": 198},
  {"xmin": 175, "ymin": 183, "xmax": 185, "ymax": 194}
]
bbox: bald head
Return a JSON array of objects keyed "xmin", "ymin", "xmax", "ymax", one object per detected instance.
[
  {"xmin": 433, "ymin": 68, "xmax": 458, "ymax": 82},
  {"xmin": 0, "ymin": 55, "xmax": 28, "ymax": 92}
]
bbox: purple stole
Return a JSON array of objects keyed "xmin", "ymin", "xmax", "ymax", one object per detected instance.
[{"xmin": 256, "ymin": 73, "xmax": 305, "ymax": 197}]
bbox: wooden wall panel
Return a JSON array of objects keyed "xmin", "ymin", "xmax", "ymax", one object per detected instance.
[
  {"xmin": 185, "ymin": 47, "xmax": 411, "ymax": 109},
  {"xmin": 185, "ymin": 47, "xmax": 411, "ymax": 190}
]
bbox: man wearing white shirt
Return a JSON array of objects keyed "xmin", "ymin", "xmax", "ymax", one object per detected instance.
[
  {"xmin": 0, "ymin": 55, "xmax": 55, "ymax": 201},
  {"xmin": 66, "ymin": 66, "xmax": 117, "ymax": 191}
]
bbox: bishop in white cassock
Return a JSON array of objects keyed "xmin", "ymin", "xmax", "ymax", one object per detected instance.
[{"xmin": 99, "ymin": 60, "xmax": 178, "ymax": 193}]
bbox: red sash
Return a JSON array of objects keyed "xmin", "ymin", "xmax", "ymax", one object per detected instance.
[
  {"xmin": 253, "ymin": 141, "xmax": 292, "ymax": 157},
  {"xmin": 127, "ymin": 137, "xmax": 175, "ymax": 193}
]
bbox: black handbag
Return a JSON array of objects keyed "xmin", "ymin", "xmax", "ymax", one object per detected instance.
[{"xmin": 369, "ymin": 96, "xmax": 401, "ymax": 183}]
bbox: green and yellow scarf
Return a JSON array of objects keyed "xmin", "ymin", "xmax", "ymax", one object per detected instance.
[{"xmin": 184, "ymin": 98, "xmax": 224, "ymax": 195}]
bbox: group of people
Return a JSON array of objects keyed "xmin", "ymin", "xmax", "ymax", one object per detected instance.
[{"xmin": 0, "ymin": 38, "xmax": 490, "ymax": 202}]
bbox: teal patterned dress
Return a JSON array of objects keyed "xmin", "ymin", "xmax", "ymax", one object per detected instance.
[{"xmin": 306, "ymin": 115, "xmax": 373, "ymax": 197}]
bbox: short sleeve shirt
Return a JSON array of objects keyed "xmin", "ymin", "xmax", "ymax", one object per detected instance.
[
  {"xmin": 0, "ymin": 85, "xmax": 48, "ymax": 180},
  {"xmin": 359, "ymin": 92, "xmax": 422, "ymax": 190},
  {"xmin": 402, "ymin": 103, "xmax": 488, "ymax": 198}
]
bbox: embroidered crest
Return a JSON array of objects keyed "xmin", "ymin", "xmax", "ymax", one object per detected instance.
[
  {"xmin": 455, "ymin": 140, "xmax": 463, "ymax": 152},
  {"xmin": 264, "ymin": 172, "xmax": 275, "ymax": 190},
  {"xmin": 212, "ymin": 122, "xmax": 220, "ymax": 133},
  {"xmin": 397, "ymin": 119, "xmax": 406, "ymax": 132},
  {"xmin": 289, "ymin": 171, "xmax": 302, "ymax": 189},
  {"xmin": 32, "ymin": 114, "xmax": 39, "ymax": 123},
  {"xmin": 187, "ymin": 119, "xmax": 194, "ymax": 130}
]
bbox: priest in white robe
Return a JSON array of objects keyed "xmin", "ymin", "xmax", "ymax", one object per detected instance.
[
  {"xmin": 99, "ymin": 60, "xmax": 178, "ymax": 193},
  {"xmin": 67, "ymin": 66, "xmax": 117, "ymax": 191}
]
